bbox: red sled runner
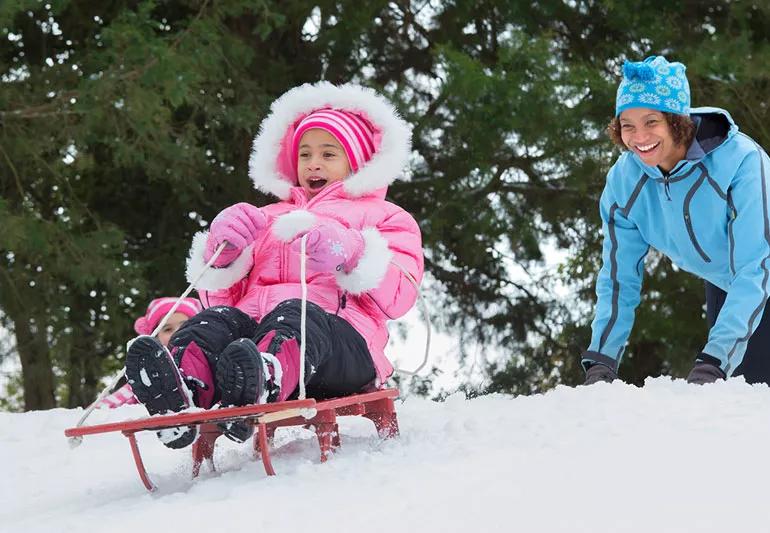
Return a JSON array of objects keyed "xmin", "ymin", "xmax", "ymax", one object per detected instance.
[{"xmin": 64, "ymin": 388, "xmax": 399, "ymax": 492}]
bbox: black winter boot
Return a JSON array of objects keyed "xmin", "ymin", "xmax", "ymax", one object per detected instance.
[
  {"xmin": 583, "ymin": 362, "xmax": 618, "ymax": 385},
  {"xmin": 125, "ymin": 335, "xmax": 198, "ymax": 449},
  {"xmin": 215, "ymin": 338, "xmax": 267, "ymax": 443}
]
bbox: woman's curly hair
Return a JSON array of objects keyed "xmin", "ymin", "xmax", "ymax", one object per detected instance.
[{"xmin": 607, "ymin": 113, "xmax": 696, "ymax": 150}]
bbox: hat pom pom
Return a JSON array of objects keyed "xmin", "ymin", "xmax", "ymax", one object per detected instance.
[
  {"xmin": 134, "ymin": 317, "xmax": 149, "ymax": 335},
  {"xmin": 623, "ymin": 61, "xmax": 655, "ymax": 81}
]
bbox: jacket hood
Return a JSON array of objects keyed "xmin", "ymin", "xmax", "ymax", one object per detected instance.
[
  {"xmin": 687, "ymin": 106, "xmax": 738, "ymax": 158},
  {"xmin": 248, "ymin": 82, "xmax": 412, "ymax": 200}
]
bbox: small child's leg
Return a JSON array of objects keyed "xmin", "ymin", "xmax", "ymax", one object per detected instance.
[{"xmin": 94, "ymin": 383, "xmax": 138, "ymax": 409}]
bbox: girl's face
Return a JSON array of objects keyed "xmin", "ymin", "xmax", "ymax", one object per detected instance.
[
  {"xmin": 619, "ymin": 108, "xmax": 686, "ymax": 172},
  {"xmin": 297, "ymin": 129, "xmax": 351, "ymax": 198},
  {"xmin": 156, "ymin": 312, "xmax": 189, "ymax": 347}
]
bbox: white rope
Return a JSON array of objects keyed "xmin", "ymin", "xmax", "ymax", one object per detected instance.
[
  {"xmin": 295, "ymin": 250, "xmax": 431, "ymax": 382},
  {"xmin": 298, "ymin": 234, "xmax": 308, "ymax": 400},
  {"xmin": 390, "ymin": 260, "xmax": 432, "ymax": 376},
  {"xmin": 69, "ymin": 242, "xmax": 229, "ymax": 443}
]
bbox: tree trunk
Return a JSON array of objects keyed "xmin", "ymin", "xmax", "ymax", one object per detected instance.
[
  {"xmin": 13, "ymin": 314, "xmax": 56, "ymax": 410},
  {"xmin": 66, "ymin": 292, "xmax": 105, "ymax": 408}
]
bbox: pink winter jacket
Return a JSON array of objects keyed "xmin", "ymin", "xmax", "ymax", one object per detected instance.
[{"xmin": 185, "ymin": 82, "xmax": 424, "ymax": 385}]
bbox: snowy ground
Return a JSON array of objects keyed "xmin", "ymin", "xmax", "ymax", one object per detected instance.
[{"xmin": 3, "ymin": 377, "xmax": 770, "ymax": 533}]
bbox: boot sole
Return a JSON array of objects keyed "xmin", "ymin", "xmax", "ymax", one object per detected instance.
[
  {"xmin": 215, "ymin": 338, "xmax": 265, "ymax": 442},
  {"xmin": 125, "ymin": 336, "xmax": 197, "ymax": 449}
]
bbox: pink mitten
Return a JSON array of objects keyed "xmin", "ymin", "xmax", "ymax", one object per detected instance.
[
  {"xmin": 291, "ymin": 223, "xmax": 365, "ymax": 273},
  {"xmin": 204, "ymin": 203, "xmax": 267, "ymax": 267}
]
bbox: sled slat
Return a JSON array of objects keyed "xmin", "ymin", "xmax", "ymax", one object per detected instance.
[{"xmin": 64, "ymin": 398, "xmax": 316, "ymax": 438}]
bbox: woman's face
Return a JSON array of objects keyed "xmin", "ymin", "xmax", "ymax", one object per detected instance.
[
  {"xmin": 297, "ymin": 129, "xmax": 351, "ymax": 198},
  {"xmin": 619, "ymin": 108, "xmax": 686, "ymax": 172},
  {"xmin": 156, "ymin": 312, "xmax": 189, "ymax": 347}
]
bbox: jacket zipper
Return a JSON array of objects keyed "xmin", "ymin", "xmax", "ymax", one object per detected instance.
[
  {"xmin": 727, "ymin": 192, "xmax": 737, "ymax": 275},
  {"xmin": 335, "ymin": 290, "xmax": 348, "ymax": 315},
  {"xmin": 660, "ymin": 162, "xmax": 686, "ymax": 201}
]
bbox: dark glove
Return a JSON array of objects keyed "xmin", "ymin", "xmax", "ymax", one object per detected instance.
[
  {"xmin": 168, "ymin": 305, "xmax": 258, "ymax": 368},
  {"xmin": 583, "ymin": 363, "xmax": 618, "ymax": 385},
  {"xmin": 686, "ymin": 362, "xmax": 726, "ymax": 384}
]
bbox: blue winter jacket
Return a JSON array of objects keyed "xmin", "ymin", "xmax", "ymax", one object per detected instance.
[{"xmin": 584, "ymin": 107, "xmax": 770, "ymax": 376}]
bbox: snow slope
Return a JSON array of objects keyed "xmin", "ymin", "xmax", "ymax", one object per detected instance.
[{"xmin": 3, "ymin": 378, "xmax": 770, "ymax": 533}]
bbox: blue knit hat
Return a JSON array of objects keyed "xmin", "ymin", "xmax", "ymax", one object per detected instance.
[{"xmin": 615, "ymin": 56, "xmax": 690, "ymax": 117}]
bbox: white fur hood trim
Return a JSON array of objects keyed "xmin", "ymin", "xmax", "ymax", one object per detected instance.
[
  {"xmin": 249, "ymin": 82, "xmax": 412, "ymax": 200},
  {"xmin": 185, "ymin": 231, "xmax": 255, "ymax": 291},
  {"xmin": 335, "ymin": 228, "xmax": 393, "ymax": 294},
  {"xmin": 271, "ymin": 210, "xmax": 317, "ymax": 242}
]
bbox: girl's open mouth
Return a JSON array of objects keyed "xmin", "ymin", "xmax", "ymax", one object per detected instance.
[{"xmin": 308, "ymin": 177, "xmax": 328, "ymax": 190}]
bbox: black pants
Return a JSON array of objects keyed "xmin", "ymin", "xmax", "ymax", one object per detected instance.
[
  {"xmin": 705, "ymin": 282, "xmax": 770, "ymax": 384},
  {"xmin": 254, "ymin": 299, "xmax": 377, "ymax": 399}
]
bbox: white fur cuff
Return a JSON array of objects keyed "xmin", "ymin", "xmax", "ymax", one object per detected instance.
[
  {"xmin": 185, "ymin": 231, "xmax": 254, "ymax": 291},
  {"xmin": 272, "ymin": 209, "xmax": 317, "ymax": 242},
  {"xmin": 335, "ymin": 227, "xmax": 393, "ymax": 294}
]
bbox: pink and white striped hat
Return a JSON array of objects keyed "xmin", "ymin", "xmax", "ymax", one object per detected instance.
[
  {"xmin": 291, "ymin": 108, "xmax": 376, "ymax": 175},
  {"xmin": 133, "ymin": 297, "xmax": 202, "ymax": 336}
]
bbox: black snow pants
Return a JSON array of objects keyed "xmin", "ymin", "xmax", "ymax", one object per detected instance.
[
  {"xmin": 254, "ymin": 299, "xmax": 377, "ymax": 399},
  {"xmin": 705, "ymin": 281, "xmax": 770, "ymax": 384}
]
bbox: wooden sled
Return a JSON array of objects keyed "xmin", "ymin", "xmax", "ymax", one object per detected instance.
[{"xmin": 64, "ymin": 388, "xmax": 399, "ymax": 492}]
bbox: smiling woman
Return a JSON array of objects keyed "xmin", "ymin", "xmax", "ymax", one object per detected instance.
[
  {"xmin": 580, "ymin": 55, "xmax": 770, "ymax": 386},
  {"xmin": 607, "ymin": 111, "xmax": 696, "ymax": 173}
]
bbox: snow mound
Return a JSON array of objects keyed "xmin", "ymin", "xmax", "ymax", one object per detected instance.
[{"xmin": 2, "ymin": 377, "xmax": 769, "ymax": 533}]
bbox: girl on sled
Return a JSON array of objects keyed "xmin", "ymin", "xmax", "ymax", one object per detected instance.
[{"xmin": 125, "ymin": 82, "xmax": 424, "ymax": 448}]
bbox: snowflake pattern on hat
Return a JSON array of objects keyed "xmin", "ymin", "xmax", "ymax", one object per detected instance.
[
  {"xmin": 639, "ymin": 93, "xmax": 661, "ymax": 105},
  {"xmin": 617, "ymin": 94, "xmax": 633, "ymax": 107},
  {"xmin": 665, "ymin": 99, "xmax": 681, "ymax": 112},
  {"xmin": 615, "ymin": 56, "xmax": 690, "ymax": 117}
]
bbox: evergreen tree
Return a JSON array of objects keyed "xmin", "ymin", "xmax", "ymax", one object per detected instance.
[{"xmin": 3, "ymin": 0, "xmax": 770, "ymax": 408}]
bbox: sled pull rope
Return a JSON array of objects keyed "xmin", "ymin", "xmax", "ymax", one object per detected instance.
[
  {"xmin": 299, "ymin": 234, "xmax": 308, "ymax": 400},
  {"xmin": 390, "ymin": 260, "xmax": 432, "ymax": 376},
  {"xmin": 69, "ymin": 242, "xmax": 229, "ymax": 444},
  {"xmin": 295, "ymin": 245, "xmax": 431, "ymax": 389}
]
